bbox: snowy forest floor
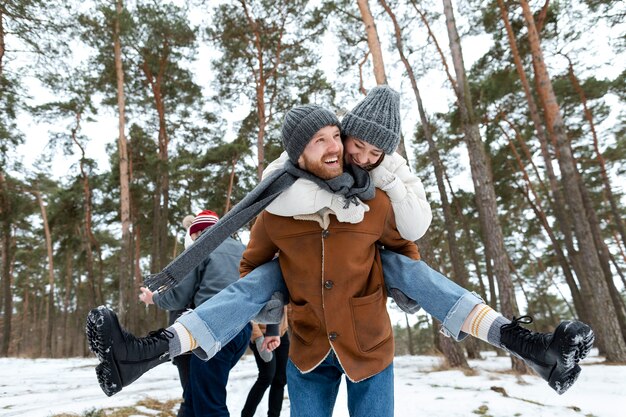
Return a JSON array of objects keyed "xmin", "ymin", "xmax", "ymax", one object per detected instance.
[{"xmin": 1, "ymin": 349, "xmax": 623, "ymax": 417}]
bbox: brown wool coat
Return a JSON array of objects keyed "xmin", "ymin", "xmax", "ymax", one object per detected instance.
[{"xmin": 240, "ymin": 189, "xmax": 420, "ymax": 382}]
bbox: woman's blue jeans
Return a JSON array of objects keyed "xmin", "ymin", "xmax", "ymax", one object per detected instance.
[
  {"xmin": 286, "ymin": 351, "xmax": 394, "ymax": 417},
  {"xmin": 177, "ymin": 251, "xmax": 483, "ymax": 360}
]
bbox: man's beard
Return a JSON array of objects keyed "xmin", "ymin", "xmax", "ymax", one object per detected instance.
[{"xmin": 300, "ymin": 152, "xmax": 344, "ymax": 180}]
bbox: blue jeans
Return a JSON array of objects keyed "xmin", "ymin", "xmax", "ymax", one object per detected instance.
[
  {"xmin": 379, "ymin": 250, "xmax": 483, "ymax": 340},
  {"xmin": 287, "ymin": 351, "xmax": 394, "ymax": 417},
  {"xmin": 178, "ymin": 252, "xmax": 483, "ymax": 359},
  {"xmin": 178, "ymin": 260, "xmax": 287, "ymax": 359},
  {"xmin": 184, "ymin": 323, "xmax": 251, "ymax": 417}
]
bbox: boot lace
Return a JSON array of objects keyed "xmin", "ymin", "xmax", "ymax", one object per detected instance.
[
  {"xmin": 500, "ymin": 315, "xmax": 549, "ymax": 358},
  {"xmin": 124, "ymin": 328, "xmax": 174, "ymax": 350}
]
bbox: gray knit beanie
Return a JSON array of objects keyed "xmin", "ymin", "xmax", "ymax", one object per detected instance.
[
  {"xmin": 341, "ymin": 85, "xmax": 401, "ymax": 155},
  {"xmin": 281, "ymin": 105, "xmax": 340, "ymax": 163}
]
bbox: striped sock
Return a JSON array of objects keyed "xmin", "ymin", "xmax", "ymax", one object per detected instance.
[
  {"xmin": 167, "ymin": 322, "xmax": 197, "ymax": 357},
  {"xmin": 467, "ymin": 304, "xmax": 510, "ymax": 347}
]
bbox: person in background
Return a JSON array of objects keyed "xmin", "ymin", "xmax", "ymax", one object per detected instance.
[
  {"xmin": 241, "ymin": 307, "xmax": 289, "ymax": 417},
  {"xmin": 150, "ymin": 213, "xmax": 195, "ymax": 417},
  {"xmin": 138, "ymin": 209, "xmax": 251, "ymax": 417}
]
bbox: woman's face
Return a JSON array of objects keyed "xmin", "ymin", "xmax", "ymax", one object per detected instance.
[{"xmin": 343, "ymin": 136, "xmax": 384, "ymax": 171}]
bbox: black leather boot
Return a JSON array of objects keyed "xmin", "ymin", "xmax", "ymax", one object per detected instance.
[
  {"xmin": 500, "ymin": 316, "xmax": 594, "ymax": 394},
  {"xmin": 86, "ymin": 306, "xmax": 172, "ymax": 396}
]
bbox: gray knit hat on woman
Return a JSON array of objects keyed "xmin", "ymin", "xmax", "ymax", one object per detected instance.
[
  {"xmin": 281, "ymin": 104, "xmax": 340, "ymax": 163},
  {"xmin": 341, "ymin": 85, "xmax": 401, "ymax": 155}
]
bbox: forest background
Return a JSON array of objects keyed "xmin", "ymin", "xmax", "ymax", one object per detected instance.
[{"xmin": 1, "ymin": 0, "xmax": 625, "ymax": 373}]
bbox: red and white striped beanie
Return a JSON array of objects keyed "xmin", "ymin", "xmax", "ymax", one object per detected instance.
[{"xmin": 189, "ymin": 209, "xmax": 219, "ymax": 235}]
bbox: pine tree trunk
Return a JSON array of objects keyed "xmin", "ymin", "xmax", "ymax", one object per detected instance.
[
  {"xmin": 497, "ymin": 0, "xmax": 596, "ymax": 325},
  {"xmin": 404, "ymin": 313, "xmax": 414, "ymax": 355},
  {"xmin": 240, "ymin": 0, "xmax": 267, "ymax": 180},
  {"xmin": 63, "ymin": 251, "xmax": 73, "ymax": 357},
  {"xmin": 565, "ymin": 57, "xmax": 626, "ymax": 252},
  {"xmin": 381, "ymin": 0, "xmax": 480, "ymax": 359},
  {"xmin": 225, "ymin": 157, "xmax": 238, "ymax": 213},
  {"xmin": 357, "ymin": 0, "xmax": 387, "ymax": 85},
  {"xmin": 442, "ymin": 0, "xmax": 526, "ymax": 372},
  {"xmin": 519, "ymin": 0, "xmax": 626, "ymax": 362},
  {"xmin": 0, "ymin": 172, "xmax": 13, "ymax": 357},
  {"xmin": 33, "ymin": 190, "xmax": 55, "ymax": 357},
  {"xmin": 114, "ymin": 0, "xmax": 132, "ymax": 320},
  {"xmin": 502, "ymin": 123, "xmax": 587, "ymax": 320},
  {"xmin": 439, "ymin": 331, "xmax": 469, "ymax": 368}
]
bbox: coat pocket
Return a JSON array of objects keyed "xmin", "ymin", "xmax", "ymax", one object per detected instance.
[
  {"xmin": 350, "ymin": 286, "xmax": 391, "ymax": 352},
  {"xmin": 288, "ymin": 301, "xmax": 321, "ymax": 346}
]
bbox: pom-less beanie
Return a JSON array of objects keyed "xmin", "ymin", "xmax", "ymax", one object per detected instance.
[
  {"xmin": 281, "ymin": 105, "xmax": 340, "ymax": 163},
  {"xmin": 341, "ymin": 85, "xmax": 401, "ymax": 155}
]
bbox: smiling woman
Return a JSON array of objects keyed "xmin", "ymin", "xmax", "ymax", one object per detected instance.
[{"xmin": 343, "ymin": 136, "xmax": 384, "ymax": 171}]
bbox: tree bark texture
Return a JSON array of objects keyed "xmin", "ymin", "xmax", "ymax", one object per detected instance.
[
  {"xmin": 114, "ymin": 0, "xmax": 132, "ymax": 320},
  {"xmin": 0, "ymin": 172, "xmax": 13, "ymax": 356},
  {"xmin": 442, "ymin": 0, "xmax": 526, "ymax": 371},
  {"xmin": 33, "ymin": 190, "xmax": 55, "ymax": 357},
  {"xmin": 357, "ymin": 0, "xmax": 387, "ymax": 85}
]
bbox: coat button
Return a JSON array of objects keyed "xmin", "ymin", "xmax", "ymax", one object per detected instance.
[
  {"xmin": 322, "ymin": 230, "xmax": 330, "ymax": 238},
  {"xmin": 324, "ymin": 280, "xmax": 334, "ymax": 289},
  {"xmin": 329, "ymin": 332, "xmax": 338, "ymax": 341}
]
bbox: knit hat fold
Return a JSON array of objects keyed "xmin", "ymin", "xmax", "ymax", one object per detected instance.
[
  {"xmin": 281, "ymin": 105, "xmax": 340, "ymax": 163},
  {"xmin": 189, "ymin": 210, "xmax": 219, "ymax": 235},
  {"xmin": 341, "ymin": 85, "xmax": 401, "ymax": 155}
]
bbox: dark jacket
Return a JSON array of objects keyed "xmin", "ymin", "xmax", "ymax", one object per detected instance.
[{"xmin": 154, "ymin": 237, "xmax": 245, "ymax": 310}]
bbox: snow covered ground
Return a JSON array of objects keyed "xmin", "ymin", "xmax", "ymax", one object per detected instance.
[{"xmin": 0, "ymin": 349, "xmax": 623, "ymax": 417}]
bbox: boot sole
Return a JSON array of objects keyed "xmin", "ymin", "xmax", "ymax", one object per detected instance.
[
  {"xmin": 86, "ymin": 306, "xmax": 123, "ymax": 397},
  {"xmin": 548, "ymin": 321, "xmax": 594, "ymax": 394},
  {"xmin": 549, "ymin": 363, "xmax": 581, "ymax": 395},
  {"xmin": 556, "ymin": 321, "xmax": 595, "ymax": 368}
]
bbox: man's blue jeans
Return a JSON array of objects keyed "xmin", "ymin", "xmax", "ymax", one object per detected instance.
[
  {"xmin": 286, "ymin": 351, "xmax": 394, "ymax": 417},
  {"xmin": 184, "ymin": 323, "xmax": 251, "ymax": 417},
  {"xmin": 178, "ymin": 251, "xmax": 483, "ymax": 359}
]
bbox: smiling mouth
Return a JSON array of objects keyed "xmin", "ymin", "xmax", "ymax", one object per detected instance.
[{"xmin": 324, "ymin": 156, "xmax": 339, "ymax": 165}]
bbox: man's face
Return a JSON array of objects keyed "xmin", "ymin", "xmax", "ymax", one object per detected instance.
[
  {"xmin": 343, "ymin": 136, "xmax": 384, "ymax": 171},
  {"xmin": 297, "ymin": 125, "xmax": 344, "ymax": 180}
]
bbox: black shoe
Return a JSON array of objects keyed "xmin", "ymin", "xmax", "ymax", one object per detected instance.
[
  {"xmin": 86, "ymin": 306, "xmax": 172, "ymax": 396},
  {"xmin": 500, "ymin": 316, "xmax": 594, "ymax": 394}
]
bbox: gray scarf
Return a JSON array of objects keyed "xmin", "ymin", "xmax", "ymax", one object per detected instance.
[{"xmin": 144, "ymin": 163, "xmax": 374, "ymax": 294}]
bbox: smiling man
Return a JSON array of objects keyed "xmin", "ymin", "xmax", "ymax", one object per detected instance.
[{"xmin": 237, "ymin": 104, "xmax": 420, "ymax": 417}]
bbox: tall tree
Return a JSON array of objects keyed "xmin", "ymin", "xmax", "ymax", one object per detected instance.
[
  {"xmin": 208, "ymin": 0, "xmax": 334, "ymax": 180},
  {"xmin": 519, "ymin": 0, "xmax": 626, "ymax": 361},
  {"xmin": 113, "ymin": 0, "xmax": 132, "ymax": 319},
  {"xmin": 441, "ymin": 0, "xmax": 523, "ymax": 370}
]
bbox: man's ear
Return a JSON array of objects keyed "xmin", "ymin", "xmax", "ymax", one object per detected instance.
[{"xmin": 297, "ymin": 155, "xmax": 305, "ymax": 169}]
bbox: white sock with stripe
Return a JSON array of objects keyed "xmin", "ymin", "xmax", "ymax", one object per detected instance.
[{"xmin": 467, "ymin": 304, "xmax": 510, "ymax": 347}]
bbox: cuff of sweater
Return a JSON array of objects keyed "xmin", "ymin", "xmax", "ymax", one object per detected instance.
[
  {"xmin": 152, "ymin": 290, "xmax": 161, "ymax": 305},
  {"xmin": 382, "ymin": 177, "xmax": 407, "ymax": 202}
]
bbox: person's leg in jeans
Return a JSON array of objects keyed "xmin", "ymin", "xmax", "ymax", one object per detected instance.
[
  {"xmin": 178, "ymin": 259, "xmax": 288, "ymax": 360},
  {"xmin": 185, "ymin": 323, "xmax": 252, "ymax": 417},
  {"xmin": 241, "ymin": 340, "xmax": 277, "ymax": 417},
  {"xmin": 286, "ymin": 354, "xmax": 342, "ymax": 417},
  {"xmin": 346, "ymin": 362, "xmax": 394, "ymax": 417},
  {"xmin": 267, "ymin": 333, "xmax": 290, "ymax": 417},
  {"xmin": 380, "ymin": 250, "xmax": 483, "ymax": 341},
  {"xmin": 380, "ymin": 250, "xmax": 594, "ymax": 394}
]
